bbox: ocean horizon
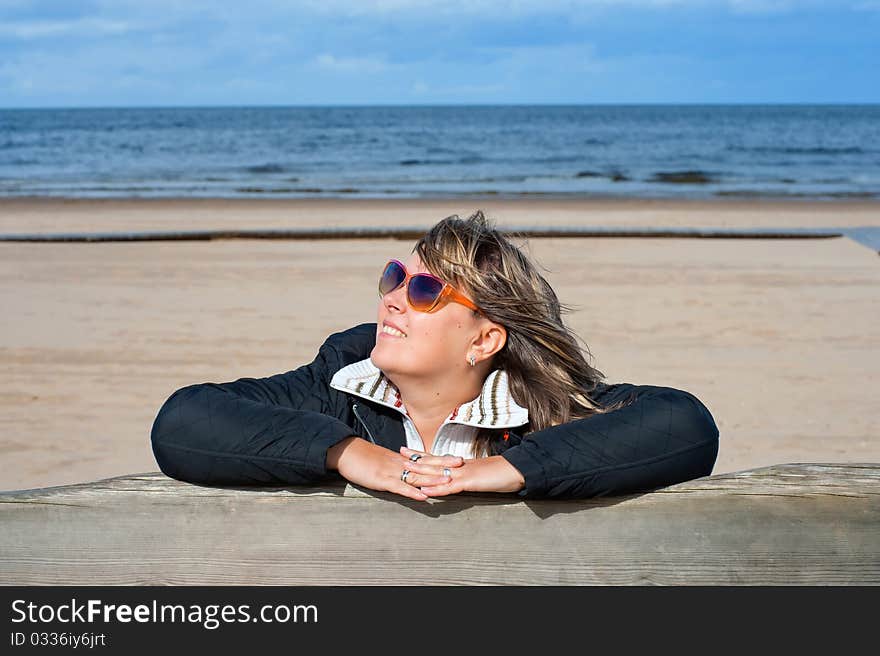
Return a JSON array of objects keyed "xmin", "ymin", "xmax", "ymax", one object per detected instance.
[{"xmin": 2, "ymin": 104, "xmax": 878, "ymax": 201}]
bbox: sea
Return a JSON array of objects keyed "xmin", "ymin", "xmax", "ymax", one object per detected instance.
[{"xmin": 1, "ymin": 104, "xmax": 878, "ymax": 200}]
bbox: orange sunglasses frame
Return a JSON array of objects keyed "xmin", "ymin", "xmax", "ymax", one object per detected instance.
[{"xmin": 379, "ymin": 259, "xmax": 481, "ymax": 313}]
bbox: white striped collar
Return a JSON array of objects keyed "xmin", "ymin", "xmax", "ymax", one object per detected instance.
[{"xmin": 329, "ymin": 358, "xmax": 529, "ymax": 429}]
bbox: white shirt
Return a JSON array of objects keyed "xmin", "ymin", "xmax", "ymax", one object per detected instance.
[{"xmin": 329, "ymin": 357, "xmax": 529, "ymax": 459}]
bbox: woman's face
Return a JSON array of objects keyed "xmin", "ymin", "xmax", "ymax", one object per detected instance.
[{"xmin": 370, "ymin": 252, "xmax": 483, "ymax": 381}]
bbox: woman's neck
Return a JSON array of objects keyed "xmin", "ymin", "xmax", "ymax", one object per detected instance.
[{"xmin": 390, "ymin": 372, "xmax": 483, "ymax": 452}]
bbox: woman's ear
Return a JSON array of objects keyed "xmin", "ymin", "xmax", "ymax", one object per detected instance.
[{"xmin": 473, "ymin": 321, "xmax": 507, "ymax": 360}]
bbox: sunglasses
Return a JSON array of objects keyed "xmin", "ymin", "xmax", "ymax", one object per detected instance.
[{"xmin": 378, "ymin": 259, "xmax": 481, "ymax": 313}]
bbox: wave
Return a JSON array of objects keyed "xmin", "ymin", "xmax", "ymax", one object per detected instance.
[
  {"xmin": 399, "ymin": 158, "xmax": 455, "ymax": 166},
  {"xmin": 2, "ymin": 158, "xmax": 40, "ymax": 166},
  {"xmin": 714, "ymin": 190, "xmax": 876, "ymax": 199},
  {"xmin": 481, "ymin": 175, "xmax": 528, "ymax": 183},
  {"xmin": 573, "ymin": 170, "xmax": 630, "ymax": 181},
  {"xmin": 727, "ymin": 145, "xmax": 866, "ymax": 155},
  {"xmin": 400, "ymin": 155, "xmax": 485, "ymax": 166},
  {"xmin": 649, "ymin": 170, "xmax": 717, "ymax": 184},
  {"xmin": 243, "ymin": 163, "xmax": 287, "ymax": 174},
  {"xmin": 235, "ymin": 186, "xmax": 361, "ymax": 194}
]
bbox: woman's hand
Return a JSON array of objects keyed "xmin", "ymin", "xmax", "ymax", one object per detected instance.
[
  {"xmin": 326, "ymin": 437, "xmax": 464, "ymax": 502},
  {"xmin": 400, "ymin": 447, "xmax": 526, "ymax": 497}
]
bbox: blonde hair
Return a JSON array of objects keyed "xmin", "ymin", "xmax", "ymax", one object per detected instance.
[{"xmin": 414, "ymin": 210, "xmax": 632, "ymax": 457}]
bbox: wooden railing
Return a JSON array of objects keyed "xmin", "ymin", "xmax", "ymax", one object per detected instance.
[{"xmin": 1, "ymin": 463, "xmax": 877, "ymax": 585}]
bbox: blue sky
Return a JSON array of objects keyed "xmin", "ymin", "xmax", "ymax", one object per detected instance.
[{"xmin": 1, "ymin": 0, "xmax": 877, "ymax": 107}]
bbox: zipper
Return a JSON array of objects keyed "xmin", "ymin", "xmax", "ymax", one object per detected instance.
[{"xmin": 351, "ymin": 403, "xmax": 377, "ymax": 444}]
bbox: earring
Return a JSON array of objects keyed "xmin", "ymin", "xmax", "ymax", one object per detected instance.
[{"xmin": 468, "ymin": 354, "xmax": 476, "ymax": 367}]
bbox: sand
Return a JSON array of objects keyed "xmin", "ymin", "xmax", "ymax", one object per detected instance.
[
  {"xmin": 3, "ymin": 196, "xmax": 880, "ymax": 234},
  {"xmin": 1, "ymin": 197, "xmax": 878, "ymax": 492}
]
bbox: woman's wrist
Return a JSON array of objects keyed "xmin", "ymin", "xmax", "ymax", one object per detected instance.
[
  {"xmin": 489, "ymin": 455, "xmax": 525, "ymax": 492},
  {"xmin": 326, "ymin": 436, "xmax": 362, "ymax": 471}
]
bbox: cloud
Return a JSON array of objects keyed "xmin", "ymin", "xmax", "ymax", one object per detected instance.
[
  {"xmin": 411, "ymin": 80, "xmax": 506, "ymax": 96},
  {"xmin": 726, "ymin": 0, "xmax": 796, "ymax": 13},
  {"xmin": 0, "ymin": 18, "xmax": 134, "ymax": 39},
  {"xmin": 484, "ymin": 43, "xmax": 606, "ymax": 75},
  {"xmin": 287, "ymin": 0, "xmax": 863, "ymax": 15},
  {"xmin": 0, "ymin": 0, "xmax": 876, "ymax": 105},
  {"xmin": 312, "ymin": 54, "xmax": 390, "ymax": 74}
]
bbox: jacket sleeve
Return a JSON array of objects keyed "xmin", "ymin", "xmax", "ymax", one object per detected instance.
[
  {"xmin": 150, "ymin": 325, "xmax": 374, "ymax": 486},
  {"xmin": 500, "ymin": 384, "xmax": 720, "ymax": 499}
]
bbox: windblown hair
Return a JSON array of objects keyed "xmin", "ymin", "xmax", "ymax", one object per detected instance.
[{"xmin": 414, "ymin": 210, "xmax": 632, "ymax": 458}]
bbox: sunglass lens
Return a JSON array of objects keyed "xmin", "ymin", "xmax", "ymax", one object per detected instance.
[
  {"xmin": 408, "ymin": 274, "xmax": 444, "ymax": 310},
  {"xmin": 379, "ymin": 261, "xmax": 405, "ymax": 295}
]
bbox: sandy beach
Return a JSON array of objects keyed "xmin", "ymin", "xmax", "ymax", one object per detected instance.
[{"xmin": 1, "ymin": 197, "xmax": 878, "ymax": 492}]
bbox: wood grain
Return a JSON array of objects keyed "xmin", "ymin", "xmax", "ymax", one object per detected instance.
[{"xmin": 1, "ymin": 463, "xmax": 877, "ymax": 585}]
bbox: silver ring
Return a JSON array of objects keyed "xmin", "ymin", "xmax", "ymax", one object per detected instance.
[
  {"xmin": 409, "ymin": 453, "xmax": 423, "ymax": 462},
  {"xmin": 442, "ymin": 467, "xmax": 451, "ymax": 477},
  {"xmin": 401, "ymin": 469, "xmax": 411, "ymax": 483}
]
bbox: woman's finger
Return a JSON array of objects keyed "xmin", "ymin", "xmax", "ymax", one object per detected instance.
[
  {"xmin": 400, "ymin": 447, "xmax": 464, "ymax": 468},
  {"xmin": 403, "ymin": 461, "xmax": 460, "ymax": 478},
  {"xmin": 420, "ymin": 480, "xmax": 463, "ymax": 497},
  {"xmin": 400, "ymin": 471, "xmax": 451, "ymax": 488},
  {"xmin": 391, "ymin": 482, "xmax": 428, "ymax": 501}
]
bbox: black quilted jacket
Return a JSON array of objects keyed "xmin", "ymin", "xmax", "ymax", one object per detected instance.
[{"xmin": 150, "ymin": 322, "xmax": 719, "ymax": 499}]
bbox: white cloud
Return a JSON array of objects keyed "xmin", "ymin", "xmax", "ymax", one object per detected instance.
[
  {"xmin": 0, "ymin": 18, "xmax": 134, "ymax": 39},
  {"xmin": 1, "ymin": 0, "xmax": 874, "ymax": 105},
  {"xmin": 288, "ymin": 0, "xmax": 852, "ymax": 15},
  {"xmin": 0, "ymin": 40, "xmax": 213, "ymax": 99},
  {"xmin": 485, "ymin": 43, "xmax": 606, "ymax": 74},
  {"xmin": 312, "ymin": 54, "xmax": 390, "ymax": 74},
  {"xmin": 726, "ymin": 0, "xmax": 795, "ymax": 13},
  {"xmin": 411, "ymin": 80, "xmax": 506, "ymax": 96}
]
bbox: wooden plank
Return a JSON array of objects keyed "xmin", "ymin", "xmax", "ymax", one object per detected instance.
[{"xmin": 1, "ymin": 463, "xmax": 877, "ymax": 585}]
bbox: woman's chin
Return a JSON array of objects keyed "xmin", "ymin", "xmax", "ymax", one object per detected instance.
[
  {"xmin": 370, "ymin": 345, "xmax": 411, "ymax": 376},
  {"xmin": 369, "ymin": 344, "xmax": 395, "ymax": 371}
]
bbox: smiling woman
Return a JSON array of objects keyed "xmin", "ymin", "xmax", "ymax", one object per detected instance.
[{"xmin": 149, "ymin": 211, "xmax": 719, "ymax": 501}]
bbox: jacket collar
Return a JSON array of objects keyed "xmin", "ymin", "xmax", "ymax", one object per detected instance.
[{"xmin": 329, "ymin": 357, "xmax": 529, "ymax": 429}]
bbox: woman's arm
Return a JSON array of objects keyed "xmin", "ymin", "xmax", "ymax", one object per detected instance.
[
  {"xmin": 499, "ymin": 384, "xmax": 720, "ymax": 499},
  {"xmin": 149, "ymin": 323, "xmax": 375, "ymax": 486},
  {"xmin": 150, "ymin": 322, "xmax": 464, "ymax": 499}
]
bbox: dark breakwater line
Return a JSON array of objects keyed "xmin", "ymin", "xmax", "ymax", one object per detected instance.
[{"xmin": 0, "ymin": 225, "xmax": 846, "ymax": 243}]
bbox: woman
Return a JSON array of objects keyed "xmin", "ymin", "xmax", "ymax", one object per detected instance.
[{"xmin": 150, "ymin": 211, "xmax": 719, "ymax": 501}]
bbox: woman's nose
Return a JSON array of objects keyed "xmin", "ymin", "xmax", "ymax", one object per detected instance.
[{"xmin": 382, "ymin": 283, "xmax": 407, "ymax": 312}]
